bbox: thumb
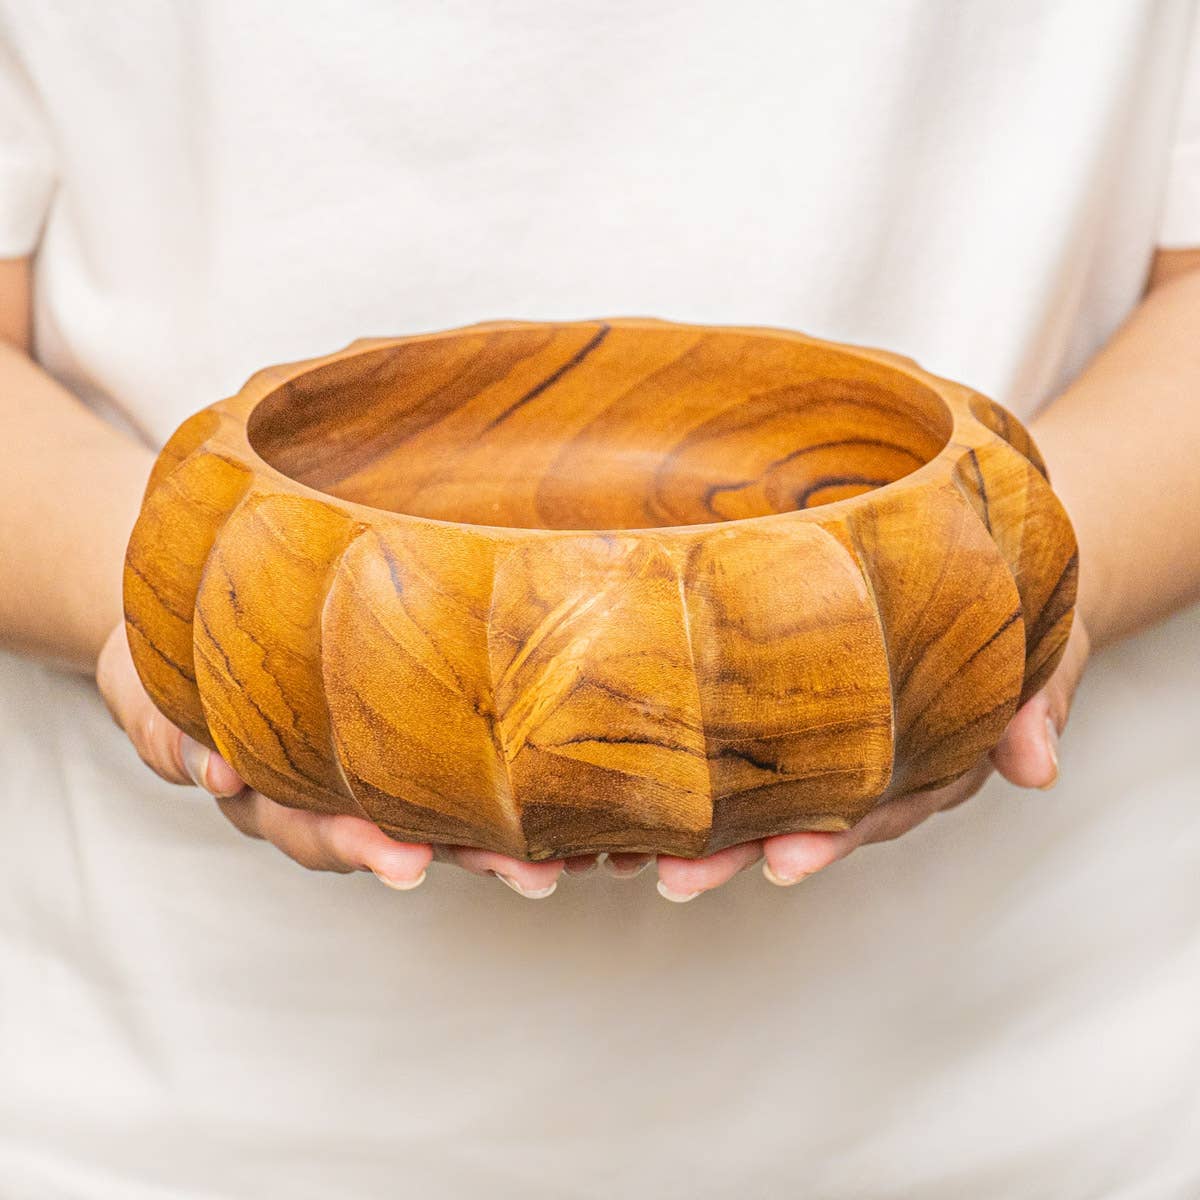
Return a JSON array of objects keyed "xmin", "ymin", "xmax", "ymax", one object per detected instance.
[
  {"xmin": 990, "ymin": 693, "xmax": 1060, "ymax": 790},
  {"xmin": 990, "ymin": 618, "xmax": 1091, "ymax": 790}
]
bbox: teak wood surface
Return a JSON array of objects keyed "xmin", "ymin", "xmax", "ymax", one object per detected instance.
[{"xmin": 125, "ymin": 319, "xmax": 1077, "ymax": 859}]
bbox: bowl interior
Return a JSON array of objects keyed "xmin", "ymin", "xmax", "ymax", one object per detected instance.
[{"xmin": 246, "ymin": 322, "xmax": 953, "ymax": 530}]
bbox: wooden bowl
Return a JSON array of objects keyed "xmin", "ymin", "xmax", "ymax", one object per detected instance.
[{"xmin": 125, "ymin": 319, "xmax": 1076, "ymax": 859}]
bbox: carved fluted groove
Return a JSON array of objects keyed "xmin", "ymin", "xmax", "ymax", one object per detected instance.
[
  {"xmin": 124, "ymin": 446, "xmax": 253, "ymax": 745},
  {"xmin": 844, "ymin": 475, "xmax": 1026, "ymax": 797},
  {"xmin": 124, "ymin": 319, "xmax": 1077, "ymax": 858},
  {"xmin": 489, "ymin": 534, "xmax": 712, "ymax": 858},
  {"xmin": 965, "ymin": 390, "xmax": 1049, "ymax": 478},
  {"xmin": 951, "ymin": 418, "xmax": 1078, "ymax": 703},
  {"xmin": 192, "ymin": 491, "xmax": 368, "ymax": 817},
  {"xmin": 323, "ymin": 523, "xmax": 521, "ymax": 850},
  {"xmin": 142, "ymin": 408, "xmax": 222, "ymax": 498},
  {"xmin": 685, "ymin": 520, "xmax": 894, "ymax": 849}
]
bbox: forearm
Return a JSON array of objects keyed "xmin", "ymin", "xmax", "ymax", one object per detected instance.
[
  {"xmin": 0, "ymin": 336, "xmax": 152, "ymax": 671},
  {"xmin": 1031, "ymin": 253, "xmax": 1200, "ymax": 651}
]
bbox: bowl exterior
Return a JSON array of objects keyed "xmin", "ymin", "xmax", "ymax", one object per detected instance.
[{"xmin": 124, "ymin": 322, "xmax": 1077, "ymax": 859}]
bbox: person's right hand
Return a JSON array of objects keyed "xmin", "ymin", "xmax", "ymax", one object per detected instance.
[{"xmin": 95, "ymin": 623, "xmax": 581, "ymax": 897}]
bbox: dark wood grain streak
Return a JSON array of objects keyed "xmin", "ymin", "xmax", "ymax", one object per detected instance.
[{"xmin": 481, "ymin": 322, "xmax": 612, "ymax": 432}]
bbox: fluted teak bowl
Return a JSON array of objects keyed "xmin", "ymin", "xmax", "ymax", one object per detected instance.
[{"xmin": 125, "ymin": 319, "xmax": 1076, "ymax": 859}]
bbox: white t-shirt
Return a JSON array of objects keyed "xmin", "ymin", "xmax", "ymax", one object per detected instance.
[{"xmin": 2, "ymin": 3, "xmax": 1199, "ymax": 1196}]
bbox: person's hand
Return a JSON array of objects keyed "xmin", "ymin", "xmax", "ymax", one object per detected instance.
[
  {"xmin": 652, "ymin": 616, "xmax": 1092, "ymax": 902},
  {"xmin": 96, "ymin": 623, "xmax": 592, "ymax": 897}
]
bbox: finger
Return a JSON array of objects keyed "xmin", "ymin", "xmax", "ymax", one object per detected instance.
[
  {"xmin": 990, "ymin": 694, "xmax": 1058, "ymax": 789},
  {"xmin": 761, "ymin": 769, "xmax": 988, "ymax": 886},
  {"xmin": 95, "ymin": 622, "xmax": 139, "ymax": 730},
  {"xmin": 178, "ymin": 735, "xmax": 246, "ymax": 798},
  {"xmin": 119, "ymin": 693, "xmax": 193, "ymax": 785},
  {"xmin": 96, "ymin": 626, "xmax": 190, "ymax": 785},
  {"xmin": 96, "ymin": 624, "xmax": 246, "ymax": 795},
  {"xmin": 655, "ymin": 840, "xmax": 763, "ymax": 903},
  {"xmin": 992, "ymin": 616, "xmax": 1091, "ymax": 790},
  {"xmin": 217, "ymin": 792, "xmax": 432, "ymax": 887},
  {"xmin": 850, "ymin": 785, "xmax": 962, "ymax": 845},
  {"xmin": 932, "ymin": 761, "xmax": 994, "ymax": 811},
  {"xmin": 437, "ymin": 845, "xmax": 562, "ymax": 899},
  {"xmin": 604, "ymin": 852, "xmax": 653, "ymax": 878},
  {"xmin": 214, "ymin": 790, "xmax": 266, "ymax": 841},
  {"xmin": 761, "ymin": 829, "xmax": 853, "ymax": 886}
]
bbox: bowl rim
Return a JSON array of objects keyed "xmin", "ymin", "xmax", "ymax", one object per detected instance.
[{"xmin": 203, "ymin": 316, "xmax": 988, "ymax": 542}]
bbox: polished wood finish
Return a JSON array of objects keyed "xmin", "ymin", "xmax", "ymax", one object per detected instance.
[{"xmin": 125, "ymin": 319, "xmax": 1077, "ymax": 859}]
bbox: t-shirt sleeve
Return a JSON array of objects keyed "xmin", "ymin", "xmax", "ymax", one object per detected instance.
[
  {"xmin": 1158, "ymin": 18, "xmax": 1200, "ymax": 247},
  {"xmin": 0, "ymin": 35, "xmax": 55, "ymax": 257}
]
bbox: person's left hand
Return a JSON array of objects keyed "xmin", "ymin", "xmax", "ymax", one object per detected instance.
[{"xmin": 646, "ymin": 616, "xmax": 1091, "ymax": 902}]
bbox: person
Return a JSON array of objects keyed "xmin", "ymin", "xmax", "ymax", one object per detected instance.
[{"xmin": 2, "ymin": 2, "xmax": 1198, "ymax": 1195}]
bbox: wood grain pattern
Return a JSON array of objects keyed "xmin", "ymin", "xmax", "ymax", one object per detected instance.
[{"xmin": 124, "ymin": 319, "xmax": 1077, "ymax": 859}]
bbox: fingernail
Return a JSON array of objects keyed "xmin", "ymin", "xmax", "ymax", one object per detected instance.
[
  {"xmin": 763, "ymin": 861, "xmax": 808, "ymax": 887},
  {"xmin": 180, "ymin": 735, "xmax": 214, "ymax": 792},
  {"xmin": 180, "ymin": 735, "xmax": 243, "ymax": 798},
  {"xmin": 374, "ymin": 868, "xmax": 426, "ymax": 891},
  {"xmin": 604, "ymin": 857, "xmax": 652, "ymax": 878},
  {"xmin": 564, "ymin": 859, "xmax": 599, "ymax": 877},
  {"xmin": 491, "ymin": 871, "xmax": 557, "ymax": 900},
  {"xmin": 656, "ymin": 880, "xmax": 700, "ymax": 903},
  {"xmin": 1041, "ymin": 715, "xmax": 1060, "ymax": 790}
]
